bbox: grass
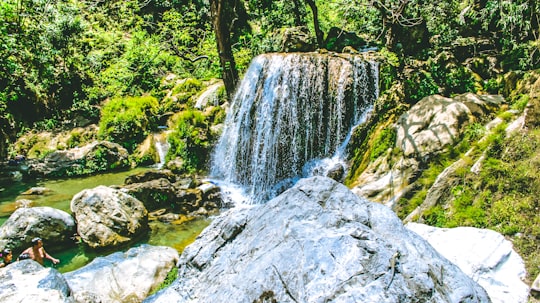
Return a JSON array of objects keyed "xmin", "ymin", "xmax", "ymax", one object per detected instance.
[{"xmin": 397, "ymin": 119, "xmax": 540, "ymax": 281}]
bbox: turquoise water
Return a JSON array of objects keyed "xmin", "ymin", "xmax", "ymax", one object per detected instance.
[{"xmin": 0, "ymin": 169, "xmax": 211, "ymax": 273}]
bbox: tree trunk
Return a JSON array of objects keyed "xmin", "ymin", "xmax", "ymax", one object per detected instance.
[
  {"xmin": 209, "ymin": 0, "xmax": 239, "ymax": 99},
  {"xmin": 304, "ymin": 0, "xmax": 324, "ymax": 47},
  {"xmin": 291, "ymin": 0, "xmax": 305, "ymax": 26}
]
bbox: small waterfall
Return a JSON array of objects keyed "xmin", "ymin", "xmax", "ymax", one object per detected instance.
[
  {"xmin": 154, "ymin": 131, "xmax": 170, "ymax": 169},
  {"xmin": 211, "ymin": 53, "xmax": 379, "ymax": 203}
]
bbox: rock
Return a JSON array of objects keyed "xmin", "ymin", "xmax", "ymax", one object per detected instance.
[
  {"xmin": 532, "ymin": 273, "xmax": 540, "ymax": 296},
  {"xmin": 145, "ymin": 176, "xmax": 490, "ymax": 303},
  {"xmin": 21, "ymin": 186, "xmax": 52, "ymax": 195},
  {"xmin": 71, "ymin": 186, "xmax": 148, "ymax": 249},
  {"xmin": 352, "ymin": 93, "xmax": 501, "ymax": 206},
  {"xmin": 0, "ymin": 207, "xmax": 76, "ymax": 254},
  {"xmin": 64, "ymin": 245, "xmax": 179, "ymax": 303},
  {"xmin": 122, "ymin": 178, "xmax": 179, "ymax": 212},
  {"xmin": 524, "ymin": 76, "xmax": 540, "ymax": 128},
  {"xmin": 0, "ymin": 259, "xmax": 74, "ymax": 302},
  {"xmin": 124, "ymin": 169, "xmax": 176, "ymax": 185},
  {"xmin": 325, "ymin": 163, "xmax": 345, "ymax": 181},
  {"xmin": 280, "ymin": 26, "xmax": 317, "ymax": 52},
  {"xmin": 324, "ymin": 27, "xmax": 367, "ymax": 52},
  {"xmin": 396, "ymin": 94, "xmax": 474, "ymax": 158},
  {"xmin": 194, "ymin": 81, "xmax": 224, "ymax": 109},
  {"xmin": 27, "ymin": 141, "xmax": 130, "ymax": 179},
  {"xmin": 406, "ymin": 223, "xmax": 529, "ymax": 303}
]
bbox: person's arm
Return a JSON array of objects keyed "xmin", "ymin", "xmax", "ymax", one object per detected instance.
[{"xmin": 41, "ymin": 248, "xmax": 59, "ymax": 264}]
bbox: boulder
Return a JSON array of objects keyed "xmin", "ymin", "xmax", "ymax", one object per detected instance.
[
  {"xmin": 71, "ymin": 186, "xmax": 148, "ymax": 249},
  {"xmin": 324, "ymin": 27, "xmax": 367, "ymax": 52},
  {"xmin": 406, "ymin": 223, "xmax": 529, "ymax": 303},
  {"xmin": 352, "ymin": 93, "xmax": 501, "ymax": 206},
  {"xmin": 0, "ymin": 259, "xmax": 74, "ymax": 302},
  {"xmin": 124, "ymin": 169, "xmax": 177, "ymax": 185},
  {"xmin": 27, "ymin": 141, "xmax": 130, "ymax": 179},
  {"xmin": 397, "ymin": 94, "xmax": 477, "ymax": 158},
  {"xmin": 122, "ymin": 178, "xmax": 221, "ymax": 215},
  {"xmin": 0, "ymin": 207, "xmax": 76, "ymax": 254},
  {"xmin": 280, "ymin": 26, "xmax": 317, "ymax": 52},
  {"xmin": 64, "ymin": 245, "xmax": 179, "ymax": 303},
  {"xmin": 122, "ymin": 178, "xmax": 179, "ymax": 212},
  {"xmin": 145, "ymin": 176, "xmax": 490, "ymax": 303}
]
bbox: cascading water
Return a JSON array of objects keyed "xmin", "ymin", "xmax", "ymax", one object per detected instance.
[
  {"xmin": 211, "ymin": 53, "xmax": 379, "ymax": 203},
  {"xmin": 153, "ymin": 131, "xmax": 170, "ymax": 169}
]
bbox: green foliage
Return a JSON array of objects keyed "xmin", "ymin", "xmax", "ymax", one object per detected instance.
[
  {"xmin": 405, "ymin": 127, "xmax": 540, "ymax": 280},
  {"xmin": 510, "ymin": 94, "xmax": 529, "ymax": 112},
  {"xmin": 150, "ymin": 266, "xmax": 178, "ymax": 295},
  {"xmin": 168, "ymin": 110, "xmax": 213, "ymax": 172},
  {"xmin": 483, "ymin": 78, "xmax": 503, "ymax": 94},
  {"xmin": 404, "ymin": 71, "xmax": 439, "ymax": 102},
  {"xmin": 370, "ymin": 128, "xmax": 396, "ymax": 161},
  {"xmin": 98, "ymin": 96, "xmax": 159, "ymax": 152}
]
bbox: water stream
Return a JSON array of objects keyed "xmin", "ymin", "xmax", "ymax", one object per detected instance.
[
  {"xmin": 0, "ymin": 169, "xmax": 210, "ymax": 273},
  {"xmin": 211, "ymin": 53, "xmax": 378, "ymax": 203}
]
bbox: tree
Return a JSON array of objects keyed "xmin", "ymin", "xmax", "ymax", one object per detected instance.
[
  {"xmin": 304, "ymin": 0, "xmax": 324, "ymax": 48},
  {"xmin": 209, "ymin": 0, "xmax": 240, "ymax": 99}
]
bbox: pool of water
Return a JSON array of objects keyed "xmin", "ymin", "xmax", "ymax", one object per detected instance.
[{"xmin": 0, "ymin": 168, "xmax": 211, "ymax": 273}]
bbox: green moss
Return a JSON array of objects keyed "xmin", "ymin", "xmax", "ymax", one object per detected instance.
[
  {"xmin": 98, "ymin": 95, "xmax": 159, "ymax": 152},
  {"xmin": 370, "ymin": 128, "xmax": 396, "ymax": 161},
  {"xmin": 150, "ymin": 266, "xmax": 178, "ymax": 295}
]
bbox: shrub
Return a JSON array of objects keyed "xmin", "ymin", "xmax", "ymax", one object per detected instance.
[
  {"xmin": 167, "ymin": 109, "xmax": 213, "ymax": 172},
  {"xmin": 98, "ymin": 95, "xmax": 159, "ymax": 152}
]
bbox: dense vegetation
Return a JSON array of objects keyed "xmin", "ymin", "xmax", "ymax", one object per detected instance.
[
  {"xmin": 1, "ymin": 0, "xmax": 539, "ymax": 287},
  {"xmin": 2, "ymin": 0, "xmax": 539, "ymax": 159}
]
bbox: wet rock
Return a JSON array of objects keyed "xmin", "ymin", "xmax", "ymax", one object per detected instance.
[
  {"xmin": 145, "ymin": 176, "xmax": 490, "ymax": 303},
  {"xmin": 71, "ymin": 186, "xmax": 148, "ymax": 249}
]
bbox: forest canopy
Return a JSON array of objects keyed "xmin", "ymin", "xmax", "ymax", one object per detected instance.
[{"xmin": 1, "ymin": 0, "xmax": 539, "ymax": 158}]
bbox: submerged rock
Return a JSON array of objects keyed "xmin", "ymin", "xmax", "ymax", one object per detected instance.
[
  {"xmin": 145, "ymin": 176, "xmax": 490, "ymax": 303},
  {"xmin": 71, "ymin": 186, "xmax": 148, "ymax": 249},
  {"xmin": 64, "ymin": 245, "xmax": 179, "ymax": 303},
  {"xmin": 0, "ymin": 259, "xmax": 74, "ymax": 302},
  {"xmin": 406, "ymin": 223, "xmax": 530, "ymax": 303}
]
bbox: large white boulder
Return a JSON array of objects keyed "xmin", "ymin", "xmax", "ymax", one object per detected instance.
[
  {"xmin": 71, "ymin": 185, "xmax": 148, "ymax": 249},
  {"xmin": 64, "ymin": 245, "xmax": 179, "ymax": 303},
  {"xmin": 0, "ymin": 259, "xmax": 74, "ymax": 302},
  {"xmin": 406, "ymin": 223, "xmax": 529, "ymax": 303},
  {"xmin": 145, "ymin": 176, "xmax": 490, "ymax": 303},
  {"xmin": 0, "ymin": 206, "xmax": 76, "ymax": 253}
]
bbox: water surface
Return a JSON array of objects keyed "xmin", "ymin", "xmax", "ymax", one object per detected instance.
[{"xmin": 0, "ymin": 168, "xmax": 211, "ymax": 272}]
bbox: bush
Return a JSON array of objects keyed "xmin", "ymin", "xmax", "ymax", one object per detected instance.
[
  {"xmin": 98, "ymin": 95, "xmax": 159, "ymax": 152},
  {"xmin": 167, "ymin": 110, "xmax": 213, "ymax": 172}
]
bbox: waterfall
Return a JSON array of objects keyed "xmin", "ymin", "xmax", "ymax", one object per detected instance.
[
  {"xmin": 211, "ymin": 53, "xmax": 379, "ymax": 203},
  {"xmin": 154, "ymin": 131, "xmax": 170, "ymax": 169}
]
